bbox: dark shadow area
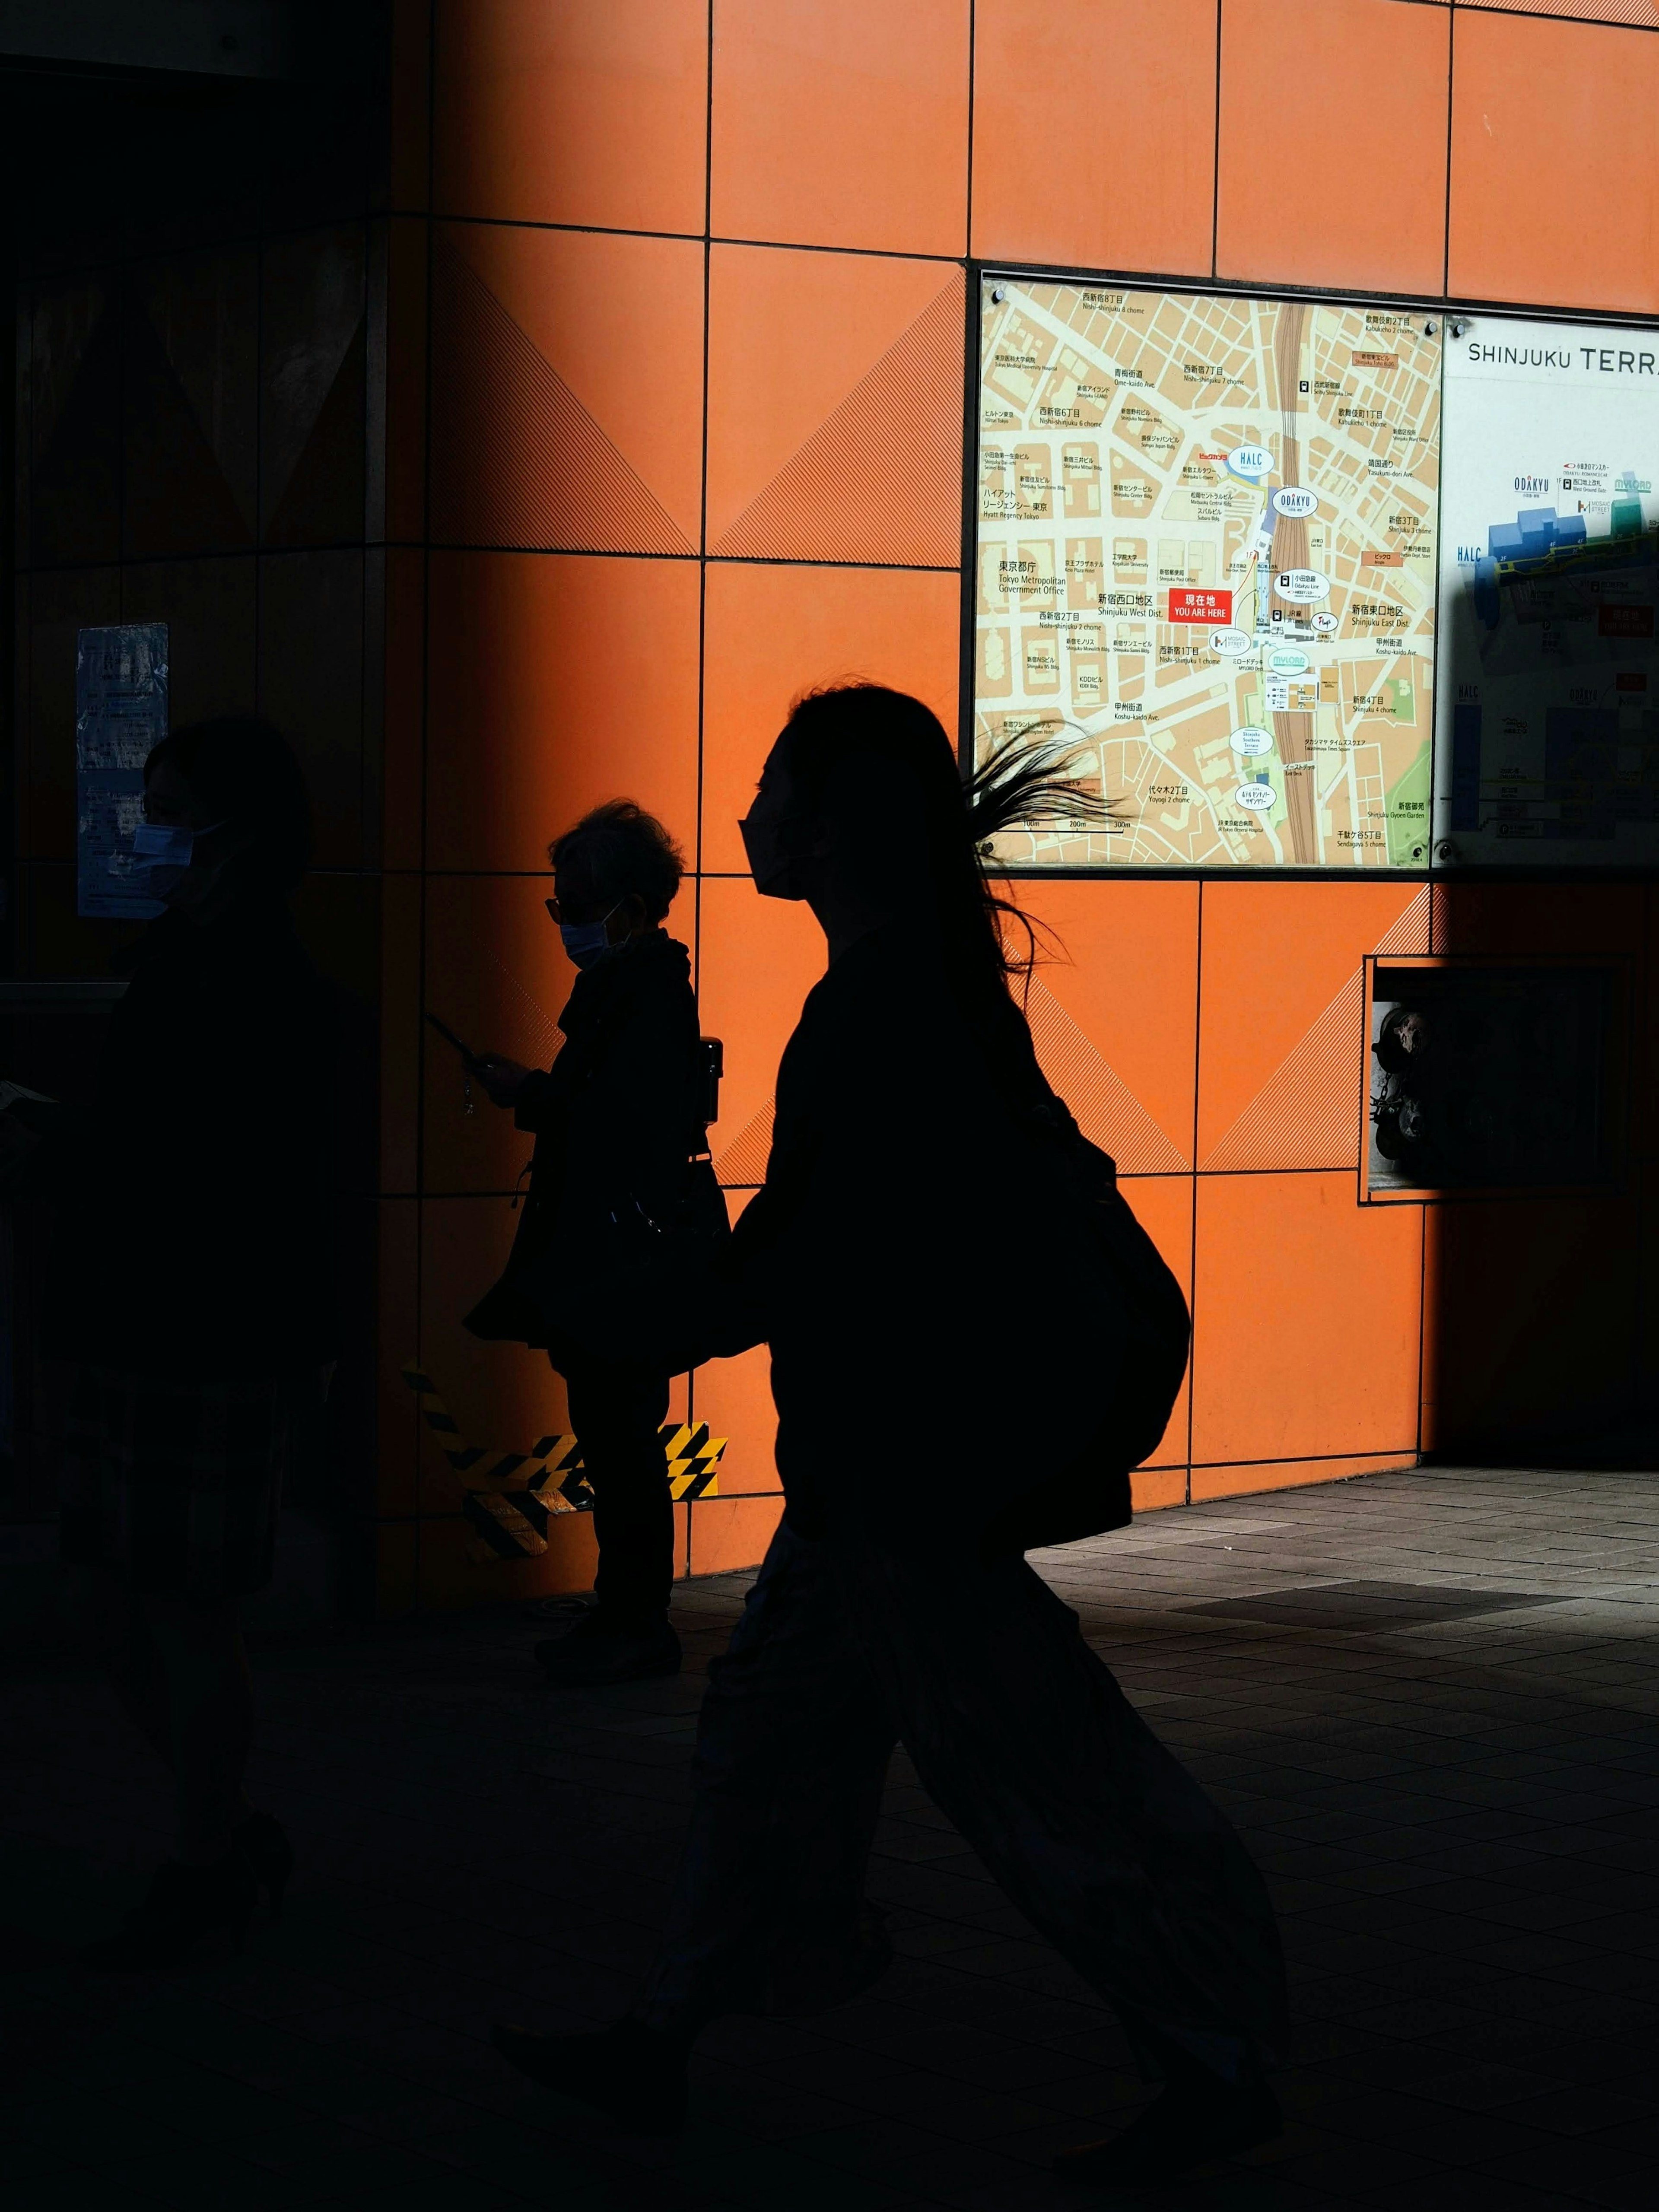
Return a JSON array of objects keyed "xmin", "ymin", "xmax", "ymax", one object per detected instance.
[
  {"xmin": 0, "ymin": 18, "xmax": 392, "ymax": 1640},
  {"xmin": 1411, "ymin": 516, "xmax": 1659, "ymax": 1468},
  {"xmin": 6, "ymin": 1469, "xmax": 1659, "ymax": 2210}
]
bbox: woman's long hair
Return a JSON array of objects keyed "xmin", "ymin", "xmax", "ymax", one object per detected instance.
[{"xmin": 778, "ymin": 682, "xmax": 1112, "ymax": 1010}]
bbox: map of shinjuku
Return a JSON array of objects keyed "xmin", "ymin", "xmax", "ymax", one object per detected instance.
[{"xmin": 975, "ymin": 282, "xmax": 1440, "ymax": 868}]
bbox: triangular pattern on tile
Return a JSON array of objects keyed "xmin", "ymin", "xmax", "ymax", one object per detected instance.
[
  {"xmin": 1024, "ymin": 978, "xmax": 1190, "ymax": 1173},
  {"xmin": 429, "ymin": 239, "xmax": 694, "ymax": 554},
  {"xmin": 714, "ymin": 1100, "xmax": 775, "ymax": 1187},
  {"xmin": 1375, "ymin": 885, "xmax": 1431, "ymax": 957},
  {"xmin": 1201, "ymin": 891, "xmax": 1430, "ymax": 1172},
  {"xmin": 265, "ymin": 315, "xmax": 367, "ymax": 544},
  {"xmin": 1202, "ymin": 973, "xmax": 1367, "ymax": 1171},
  {"xmin": 712, "ymin": 274, "xmax": 964, "ymax": 566}
]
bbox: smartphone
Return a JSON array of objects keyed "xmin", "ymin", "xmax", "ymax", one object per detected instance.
[{"xmin": 425, "ymin": 1011, "xmax": 482, "ymax": 1068}]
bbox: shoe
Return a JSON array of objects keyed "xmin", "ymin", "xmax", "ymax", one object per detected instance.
[
  {"xmin": 535, "ymin": 1615, "xmax": 681, "ymax": 1686},
  {"xmin": 490, "ymin": 2017, "xmax": 688, "ymax": 2135},
  {"xmin": 229, "ymin": 1811, "xmax": 294, "ymax": 1918},
  {"xmin": 1053, "ymin": 2075, "xmax": 1283, "ymax": 2185},
  {"xmin": 80, "ymin": 1853, "xmax": 259, "ymax": 1971}
]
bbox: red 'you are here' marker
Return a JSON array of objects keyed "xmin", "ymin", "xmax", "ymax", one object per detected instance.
[{"xmin": 1166, "ymin": 587, "xmax": 1233, "ymax": 624}]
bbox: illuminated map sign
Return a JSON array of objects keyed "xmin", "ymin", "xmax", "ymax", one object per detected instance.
[
  {"xmin": 974, "ymin": 281, "xmax": 1440, "ymax": 869},
  {"xmin": 1435, "ymin": 318, "xmax": 1659, "ymax": 866}
]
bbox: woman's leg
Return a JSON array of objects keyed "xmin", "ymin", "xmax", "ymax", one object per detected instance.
[
  {"xmin": 137, "ymin": 1592, "xmax": 253, "ymax": 1867},
  {"xmin": 630, "ymin": 1517, "xmax": 899, "ymax": 2037},
  {"xmin": 834, "ymin": 1544, "xmax": 1287, "ymax": 2086}
]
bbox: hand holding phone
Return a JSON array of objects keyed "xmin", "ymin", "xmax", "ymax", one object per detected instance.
[{"xmin": 426, "ymin": 1013, "xmax": 530, "ymax": 1107}]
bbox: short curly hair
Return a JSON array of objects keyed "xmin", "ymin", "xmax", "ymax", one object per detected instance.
[{"xmin": 549, "ymin": 799, "xmax": 684, "ymax": 922}]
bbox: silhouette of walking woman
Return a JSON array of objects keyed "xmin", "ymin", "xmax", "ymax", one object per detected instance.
[{"xmin": 495, "ymin": 685, "xmax": 1287, "ymax": 2184}]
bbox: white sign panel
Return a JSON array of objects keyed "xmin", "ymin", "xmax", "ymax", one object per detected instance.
[{"xmin": 1435, "ymin": 320, "xmax": 1659, "ymax": 865}]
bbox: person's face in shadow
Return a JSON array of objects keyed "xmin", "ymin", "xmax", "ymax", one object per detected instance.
[
  {"xmin": 143, "ymin": 757, "xmax": 216, "ymax": 833},
  {"xmin": 142, "ymin": 758, "xmax": 238, "ymax": 911},
  {"xmin": 739, "ymin": 743, "xmax": 832, "ymax": 904}
]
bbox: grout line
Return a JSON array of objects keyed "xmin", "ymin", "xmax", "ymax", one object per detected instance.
[
  {"xmin": 1443, "ymin": 9, "xmax": 1456, "ymax": 301},
  {"xmin": 410, "ymin": 0, "xmax": 440, "ymax": 1603},
  {"xmin": 1187, "ymin": 880, "xmax": 1203, "ymax": 1504},
  {"xmin": 686, "ymin": 0, "xmax": 716, "ymax": 1554},
  {"xmin": 1211, "ymin": 0, "xmax": 1223, "ymax": 284}
]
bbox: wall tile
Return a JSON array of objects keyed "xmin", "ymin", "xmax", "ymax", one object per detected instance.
[
  {"xmin": 382, "ymin": 545, "xmax": 425, "ymax": 874},
  {"xmin": 21, "ymin": 566, "xmax": 121, "ymax": 864},
  {"xmin": 712, "ymin": 0, "xmax": 969, "ymax": 256},
  {"xmin": 434, "ymin": 0, "xmax": 708, "ymax": 233},
  {"xmin": 1198, "ymin": 880, "xmax": 1430, "ymax": 1170},
  {"xmin": 706, "ymin": 246, "xmax": 963, "ymax": 566},
  {"xmin": 972, "ymin": 0, "xmax": 1217, "ymax": 276},
  {"xmin": 688, "ymin": 1493, "xmax": 785, "ymax": 1577},
  {"xmin": 422, "ymin": 874, "xmax": 571, "ymax": 1196},
  {"xmin": 690, "ymin": 1342, "xmax": 780, "ymax": 1497},
  {"xmin": 1131, "ymin": 1468, "xmax": 1188, "ymax": 1512},
  {"xmin": 699, "ymin": 563, "xmax": 962, "ymax": 874},
  {"xmin": 384, "ymin": 217, "xmax": 429, "ymax": 545},
  {"xmin": 121, "ymin": 555, "xmax": 258, "ymax": 727},
  {"xmin": 1422, "ymin": 1190, "xmax": 1639, "ymax": 1456},
  {"xmin": 1021, "ymin": 880, "xmax": 1200, "ymax": 1172},
  {"xmin": 1218, "ymin": 0, "xmax": 1449, "ymax": 295},
  {"xmin": 380, "ymin": 871, "xmax": 421, "ymax": 1195},
  {"xmin": 17, "ymin": 860, "xmax": 144, "ymax": 979},
  {"xmin": 1191, "ymin": 1451, "xmax": 1416, "ymax": 1505},
  {"xmin": 1122, "ymin": 1174, "xmax": 1195, "ymax": 1469},
  {"xmin": 429, "ymin": 223, "xmax": 703, "ymax": 553},
  {"xmin": 1459, "ymin": 1, "xmax": 1658, "ymax": 40},
  {"xmin": 1192, "ymin": 1170, "xmax": 1422, "ymax": 1465},
  {"xmin": 377, "ymin": 1198, "xmax": 421, "ymax": 1516},
  {"xmin": 1450, "ymin": 12, "xmax": 1659, "ymax": 313},
  {"xmin": 387, "ymin": 0, "xmax": 433, "ymax": 212},
  {"xmin": 124, "ymin": 248, "xmax": 259, "ymax": 559},
  {"xmin": 257, "ymin": 549, "xmax": 366, "ymax": 870},
  {"xmin": 697, "ymin": 876, "xmax": 827, "ymax": 1187},
  {"xmin": 28, "ymin": 273, "xmax": 122, "ymax": 568},
  {"xmin": 261, "ymin": 226, "xmax": 368, "ymax": 546},
  {"xmin": 425, "ymin": 552, "xmax": 701, "ymax": 873}
]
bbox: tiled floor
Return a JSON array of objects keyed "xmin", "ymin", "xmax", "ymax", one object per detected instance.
[{"xmin": 6, "ymin": 1465, "xmax": 1659, "ymax": 2209}]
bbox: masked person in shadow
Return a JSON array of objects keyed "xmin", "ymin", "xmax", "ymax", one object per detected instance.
[
  {"xmin": 465, "ymin": 802, "xmax": 712, "ymax": 1688},
  {"xmin": 492, "ymin": 687, "xmax": 1287, "ymax": 2188},
  {"xmin": 48, "ymin": 717, "xmax": 338, "ymax": 1969}
]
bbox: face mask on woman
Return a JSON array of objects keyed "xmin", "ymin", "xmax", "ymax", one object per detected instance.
[
  {"xmin": 558, "ymin": 903, "xmax": 622, "ymax": 969},
  {"xmin": 130, "ymin": 819, "xmax": 226, "ymax": 902}
]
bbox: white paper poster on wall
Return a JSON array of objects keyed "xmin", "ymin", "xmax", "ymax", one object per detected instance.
[
  {"xmin": 76, "ymin": 623, "xmax": 169, "ymax": 918},
  {"xmin": 1435, "ymin": 321, "xmax": 1659, "ymax": 865}
]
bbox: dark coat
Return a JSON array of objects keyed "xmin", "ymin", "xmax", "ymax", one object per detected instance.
[
  {"xmin": 40, "ymin": 889, "xmax": 341, "ymax": 1379},
  {"xmin": 675, "ymin": 925, "xmax": 1190, "ymax": 1551},
  {"xmin": 465, "ymin": 929, "xmax": 704, "ymax": 1357}
]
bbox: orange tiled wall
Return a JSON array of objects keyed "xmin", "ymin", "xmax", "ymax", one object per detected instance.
[{"xmin": 379, "ymin": 1, "xmax": 1659, "ymax": 1608}]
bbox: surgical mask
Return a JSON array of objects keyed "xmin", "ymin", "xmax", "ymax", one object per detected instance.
[
  {"xmin": 559, "ymin": 902, "xmax": 622, "ymax": 969},
  {"xmin": 130, "ymin": 820, "xmax": 197, "ymax": 873},
  {"xmin": 738, "ymin": 811, "xmax": 807, "ymax": 902}
]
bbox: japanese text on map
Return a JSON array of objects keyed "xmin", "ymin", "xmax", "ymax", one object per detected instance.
[{"xmin": 975, "ymin": 283, "xmax": 1440, "ymax": 868}]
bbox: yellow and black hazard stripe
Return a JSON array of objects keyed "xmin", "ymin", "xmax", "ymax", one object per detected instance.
[{"xmin": 401, "ymin": 1365, "xmax": 726, "ymax": 1562}]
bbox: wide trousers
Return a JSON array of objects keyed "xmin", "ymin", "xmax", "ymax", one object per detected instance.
[
  {"xmin": 632, "ymin": 1517, "xmax": 1287, "ymax": 2083},
  {"xmin": 561, "ymin": 1360, "xmax": 673, "ymax": 1627}
]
